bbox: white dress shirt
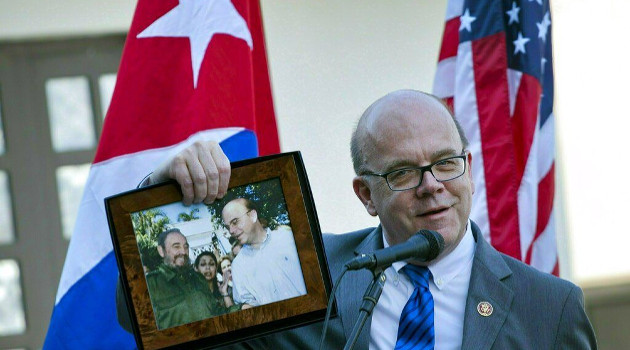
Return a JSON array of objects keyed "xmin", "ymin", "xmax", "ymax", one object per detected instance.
[
  {"xmin": 231, "ymin": 226, "xmax": 307, "ymax": 306},
  {"xmin": 369, "ymin": 222, "xmax": 475, "ymax": 350}
]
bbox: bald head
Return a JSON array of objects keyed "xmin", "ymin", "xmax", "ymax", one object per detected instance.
[
  {"xmin": 221, "ymin": 197, "xmax": 266, "ymax": 247},
  {"xmin": 350, "ymin": 90, "xmax": 468, "ymax": 175},
  {"xmin": 350, "ymin": 89, "xmax": 475, "ymax": 262}
]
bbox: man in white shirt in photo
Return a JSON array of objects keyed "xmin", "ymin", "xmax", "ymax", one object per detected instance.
[{"xmin": 221, "ymin": 197, "xmax": 306, "ymax": 308}]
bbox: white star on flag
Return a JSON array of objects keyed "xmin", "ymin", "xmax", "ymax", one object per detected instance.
[
  {"xmin": 506, "ymin": 2, "xmax": 520, "ymax": 25},
  {"xmin": 138, "ymin": 0, "xmax": 253, "ymax": 88},
  {"xmin": 459, "ymin": 8, "xmax": 476, "ymax": 32},
  {"xmin": 513, "ymin": 32, "xmax": 530, "ymax": 54},
  {"xmin": 537, "ymin": 12, "xmax": 551, "ymax": 42}
]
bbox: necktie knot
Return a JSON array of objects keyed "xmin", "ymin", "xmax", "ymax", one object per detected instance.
[{"xmin": 401, "ymin": 264, "xmax": 431, "ymax": 290}]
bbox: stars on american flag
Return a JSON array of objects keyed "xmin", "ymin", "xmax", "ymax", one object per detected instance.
[
  {"xmin": 504, "ymin": 1, "xmax": 550, "ymax": 59},
  {"xmin": 537, "ymin": 12, "xmax": 551, "ymax": 42},
  {"xmin": 513, "ymin": 32, "xmax": 531, "ymax": 55},
  {"xmin": 459, "ymin": 8, "xmax": 476, "ymax": 32},
  {"xmin": 506, "ymin": 2, "xmax": 521, "ymax": 25},
  {"xmin": 457, "ymin": 0, "xmax": 552, "ymax": 78}
]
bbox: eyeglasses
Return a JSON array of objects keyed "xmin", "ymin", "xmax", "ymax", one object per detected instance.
[
  {"xmin": 224, "ymin": 210, "xmax": 252, "ymax": 230},
  {"xmin": 362, "ymin": 154, "xmax": 467, "ymax": 191}
]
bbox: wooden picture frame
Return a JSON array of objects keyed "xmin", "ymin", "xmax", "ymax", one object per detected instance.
[{"xmin": 106, "ymin": 152, "xmax": 334, "ymax": 349}]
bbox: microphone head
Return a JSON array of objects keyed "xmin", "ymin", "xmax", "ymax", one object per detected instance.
[{"xmin": 418, "ymin": 230, "xmax": 445, "ymax": 261}]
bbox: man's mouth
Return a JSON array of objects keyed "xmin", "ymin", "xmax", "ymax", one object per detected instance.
[{"xmin": 419, "ymin": 206, "xmax": 449, "ymax": 217}]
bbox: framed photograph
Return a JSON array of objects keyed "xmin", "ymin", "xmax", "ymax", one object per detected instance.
[{"xmin": 106, "ymin": 151, "xmax": 334, "ymax": 349}]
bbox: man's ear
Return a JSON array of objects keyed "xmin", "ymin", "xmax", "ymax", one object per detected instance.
[
  {"xmin": 157, "ymin": 245, "xmax": 165, "ymax": 258},
  {"xmin": 250, "ymin": 209, "xmax": 258, "ymax": 223},
  {"xmin": 353, "ymin": 176, "xmax": 378, "ymax": 217},
  {"xmin": 467, "ymin": 151, "xmax": 475, "ymax": 195}
]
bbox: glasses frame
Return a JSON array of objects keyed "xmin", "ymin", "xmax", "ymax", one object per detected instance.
[
  {"xmin": 362, "ymin": 152, "xmax": 468, "ymax": 191},
  {"xmin": 224, "ymin": 210, "xmax": 252, "ymax": 230}
]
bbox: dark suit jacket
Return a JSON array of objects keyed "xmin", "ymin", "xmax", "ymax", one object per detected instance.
[{"xmin": 118, "ymin": 221, "xmax": 597, "ymax": 349}]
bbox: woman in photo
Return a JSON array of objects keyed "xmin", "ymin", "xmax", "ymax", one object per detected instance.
[
  {"xmin": 194, "ymin": 251, "xmax": 237, "ymax": 313},
  {"xmin": 219, "ymin": 255, "xmax": 234, "ymax": 297}
]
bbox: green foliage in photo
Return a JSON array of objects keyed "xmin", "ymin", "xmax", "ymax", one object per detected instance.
[{"xmin": 131, "ymin": 208, "xmax": 171, "ymax": 271}]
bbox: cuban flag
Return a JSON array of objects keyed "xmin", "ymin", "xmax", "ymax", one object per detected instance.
[
  {"xmin": 434, "ymin": 0, "xmax": 557, "ymax": 275},
  {"xmin": 43, "ymin": 0, "xmax": 279, "ymax": 348}
]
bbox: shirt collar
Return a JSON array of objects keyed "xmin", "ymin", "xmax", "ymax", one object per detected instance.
[
  {"xmin": 243, "ymin": 227, "xmax": 271, "ymax": 252},
  {"xmin": 387, "ymin": 220, "xmax": 476, "ymax": 290}
]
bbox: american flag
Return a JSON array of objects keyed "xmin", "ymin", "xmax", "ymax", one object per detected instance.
[{"xmin": 433, "ymin": 0, "xmax": 557, "ymax": 275}]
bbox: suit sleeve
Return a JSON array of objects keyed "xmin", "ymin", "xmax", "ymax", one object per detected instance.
[{"xmin": 554, "ymin": 285, "xmax": 597, "ymax": 349}]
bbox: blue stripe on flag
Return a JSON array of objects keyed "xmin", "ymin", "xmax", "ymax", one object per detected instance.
[
  {"xmin": 43, "ymin": 253, "xmax": 135, "ymax": 350},
  {"xmin": 44, "ymin": 129, "xmax": 260, "ymax": 349},
  {"xmin": 221, "ymin": 129, "xmax": 259, "ymax": 162}
]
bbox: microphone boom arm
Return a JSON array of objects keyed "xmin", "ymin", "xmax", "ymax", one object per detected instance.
[{"xmin": 343, "ymin": 269, "xmax": 386, "ymax": 350}]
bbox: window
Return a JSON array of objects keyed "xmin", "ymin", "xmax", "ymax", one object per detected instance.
[{"xmin": 0, "ymin": 35, "xmax": 124, "ymax": 349}]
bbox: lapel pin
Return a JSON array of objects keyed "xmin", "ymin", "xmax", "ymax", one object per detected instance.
[{"xmin": 477, "ymin": 301, "xmax": 493, "ymax": 317}]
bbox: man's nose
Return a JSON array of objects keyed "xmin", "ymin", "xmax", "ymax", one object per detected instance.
[{"xmin": 416, "ymin": 169, "xmax": 443, "ymax": 194}]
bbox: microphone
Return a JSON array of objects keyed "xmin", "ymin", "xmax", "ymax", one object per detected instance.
[{"xmin": 345, "ymin": 230, "xmax": 444, "ymax": 271}]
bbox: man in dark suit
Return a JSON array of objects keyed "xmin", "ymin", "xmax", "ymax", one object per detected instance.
[{"xmin": 119, "ymin": 89, "xmax": 596, "ymax": 348}]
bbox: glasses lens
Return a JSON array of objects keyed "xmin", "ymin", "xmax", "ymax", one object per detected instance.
[
  {"xmin": 384, "ymin": 156, "xmax": 466, "ymax": 191},
  {"xmin": 386, "ymin": 169, "xmax": 422, "ymax": 191},
  {"xmin": 431, "ymin": 156, "xmax": 465, "ymax": 181}
]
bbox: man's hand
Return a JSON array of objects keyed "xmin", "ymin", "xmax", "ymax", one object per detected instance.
[
  {"xmin": 218, "ymin": 270, "xmax": 234, "ymax": 307},
  {"xmin": 219, "ymin": 270, "xmax": 231, "ymax": 295},
  {"xmin": 149, "ymin": 141, "xmax": 231, "ymax": 205}
]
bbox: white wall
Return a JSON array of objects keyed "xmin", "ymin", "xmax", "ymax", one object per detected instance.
[
  {"xmin": 261, "ymin": 1, "xmax": 447, "ymax": 234},
  {"xmin": 552, "ymin": 0, "xmax": 630, "ymax": 285}
]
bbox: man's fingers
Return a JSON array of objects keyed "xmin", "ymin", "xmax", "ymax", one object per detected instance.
[
  {"xmin": 169, "ymin": 154, "xmax": 196, "ymax": 205},
  {"xmin": 185, "ymin": 153, "xmax": 209, "ymax": 204},
  {"xmin": 210, "ymin": 143, "xmax": 231, "ymax": 200},
  {"xmin": 148, "ymin": 140, "xmax": 231, "ymax": 206},
  {"xmin": 196, "ymin": 143, "xmax": 220, "ymax": 204}
]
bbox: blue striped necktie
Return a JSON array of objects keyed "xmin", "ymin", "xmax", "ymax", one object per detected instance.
[{"xmin": 394, "ymin": 264, "xmax": 435, "ymax": 350}]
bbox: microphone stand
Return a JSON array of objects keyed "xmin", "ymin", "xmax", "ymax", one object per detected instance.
[{"xmin": 343, "ymin": 268, "xmax": 387, "ymax": 350}]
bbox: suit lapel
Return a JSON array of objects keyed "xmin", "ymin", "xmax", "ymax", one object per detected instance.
[
  {"xmin": 337, "ymin": 227, "xmax": 383, "ymax": 349},
  {"xmin": 461, "ymin": 222, "xmax": 514, "ymax": 349}
]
